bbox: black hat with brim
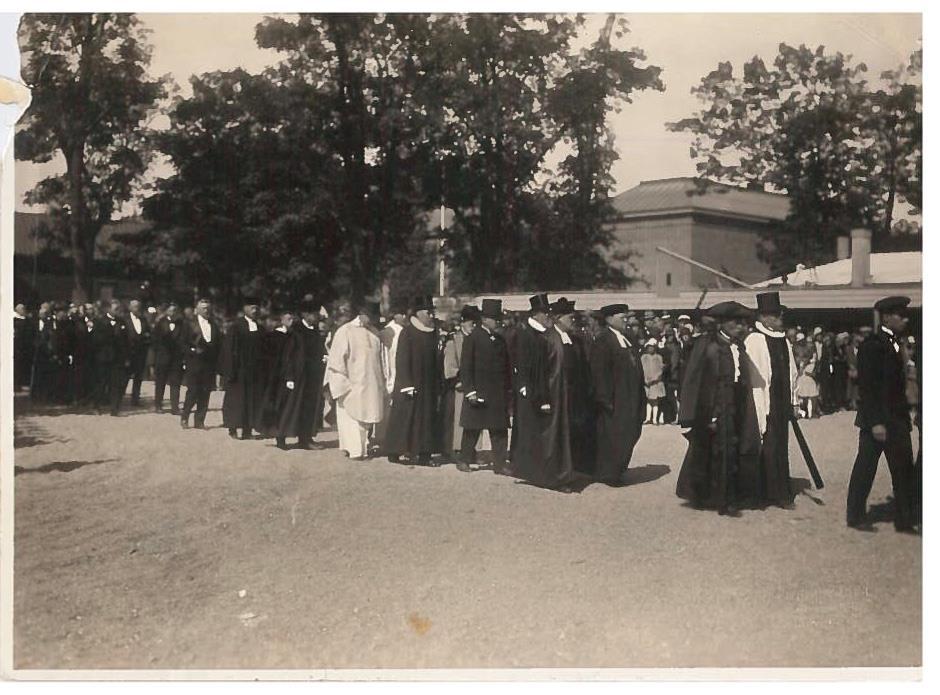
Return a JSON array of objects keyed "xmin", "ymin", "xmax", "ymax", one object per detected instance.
[
  {"xmin": 550, "ymin": 297, "xmax": 577, "ymax": 316},
  {"xmin": 874, "ymin": 295, "xmax": 911, "ymax": 314},
  {"xmin": 756, "ymin": 291, "xmax": 787, "ymax": 315},
  {"xmin": 411, "ymin": 295, "xmax": 435, "ymax": 312},
  {"xmin": 480, "ymin": 298, "xmax": 503, "ymax": 319},
  {"xmin": 600, "ymin": 303, "xmax": 630, "ymax": 318},
  {"xmin": 705, "ymin": 301, "xmax": 753, "ymax": 320},
  {"xmin": 529, "ymin": 293, "xmax": 551, "ymax": 313},
  {"xmin": 460, "ymin": 304, "xmax": 481, "ymax": 321}
]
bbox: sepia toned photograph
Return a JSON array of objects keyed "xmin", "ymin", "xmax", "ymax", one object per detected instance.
[{"xmin": 0, "ymin": 7, "xmax": 924, "ymax": 680}]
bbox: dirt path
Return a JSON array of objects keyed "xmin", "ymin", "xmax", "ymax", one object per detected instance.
[{"xmin": 12, "ymin": 386, "xmax": 921, "ymax": 670}]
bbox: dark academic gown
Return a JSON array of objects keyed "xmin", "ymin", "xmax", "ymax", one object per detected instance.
[
  {"xmin": 512, "ymin": 325, "xmax": 575, "ymax": 489},
  {"xmin": 383, "ymin": 322, "xmax": 443, "ymax": 457},
  {"xmin": 254, "ymin": 327, "xmax": 289, "ymax": 437},
  {"xmin": 71, "ymin": 316, "xmax": 95, "ymax": 403},
  {"xmin": 590, "ymin": 328, "xmax": 646, "ymax": 484},
  {"xmin": 675, "ymin": 333, "xmax": 759, "ymax": 511},
  {"xmin": 31, "ymin": 318, "xmax": 55, "ymax": 402},
  {"xmin": 758, "ymin": 334, "xmax": 794, "ymax": 506},
  {"xmin": 13, "ymin": 315, "xmax": 34, "ymax": 389},
  {"xmin": 509, "ymin": 321, "xmax": 550, "ymax": 477},
  {"xmin": 459, "ymin": 325, "xmax": 511, "ymax": 432},
  {"xmin": 221, "ymin": 317, "xmax": 263, "ymax": 431},
  {"xmin": 276, "ymin": 320, "xmax": 325, "ymax": 441},
  {"xmin": 567, "ymin": 332, "xmax": 596, "ymax": 476}
]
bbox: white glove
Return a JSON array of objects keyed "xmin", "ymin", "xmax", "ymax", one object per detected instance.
[
  {"xmin": 539, "ymin": 403, "xmax": 551, "ymax": 413},
  {"xmin": 286, "ymin": 380, "xmax": 295, "ymax": 390},
  {"xmin": 401, "ymin": 386, "xmax": 416, "ymax": 396},
  {"xmin": 520, "ymin": 386, "xmax": 527, "ymax": 398}
]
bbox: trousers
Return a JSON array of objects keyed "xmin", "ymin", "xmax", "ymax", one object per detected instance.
[{"xmin": 846, "ymin": 425, "xmax": 914, "ymax": 530}]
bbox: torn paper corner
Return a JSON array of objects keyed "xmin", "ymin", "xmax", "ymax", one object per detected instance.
[{"xmin": 0, "ymin": 76, "xmax": 29, "ymax": 106}]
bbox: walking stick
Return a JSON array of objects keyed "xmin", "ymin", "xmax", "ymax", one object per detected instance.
[{"xmin": 790, "ymin": 414, "xmax": 824, "ymax": 490}]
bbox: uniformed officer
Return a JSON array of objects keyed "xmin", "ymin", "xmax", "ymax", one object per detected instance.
[{"xmin": 846, "ymin": 296, "xmax": 917, "ymax": 532}]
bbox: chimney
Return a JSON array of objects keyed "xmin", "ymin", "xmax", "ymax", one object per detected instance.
[
  {"xmin": 836, "ymin": 235, "xmax": 850, "ymax": 260},
  {"xmin": 850, "ymin": 228, "xmax": 871, "ymax": 288}
]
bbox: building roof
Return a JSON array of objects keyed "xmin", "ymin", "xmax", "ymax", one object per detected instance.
[
  {"xmin": 611, "ymin": 177, "xmax": 790, "ymax": 223},
  {"xmin": 14, "ymin": 212, "xmax": 150, "ymax": 256},
  {"xmin": 754, "ymin": 251, "xmax": 922, "ymax": 288}
]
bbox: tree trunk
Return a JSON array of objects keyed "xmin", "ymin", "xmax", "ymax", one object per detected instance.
[{"xmin": 66, "ymin": 141, "xmax": 93, "ymax": 302}]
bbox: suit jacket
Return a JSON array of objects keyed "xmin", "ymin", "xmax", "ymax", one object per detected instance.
[
  {"xmin": 182, "ymin": 316, "xmax": 222, "ymax": 386},
  {"xmin": 854, "ymin": 327, "xmax": 910, "ymax": 431},
  {"xmin": 126, "ymin": 312, "xmax": 152, "ymax": 355},
  {"xmin": 152, "ymin": 315, "xmax": 185, "ymax": 368},
  {"xmin": 91, "ymin": 315, "xmax": 129, "ymax": 366}
]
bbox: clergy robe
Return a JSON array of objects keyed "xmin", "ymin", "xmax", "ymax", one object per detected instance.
[
  {"xmin": 512, "ymin": 322, "xmax": 575, "ymax": 489},
  {"xmin": 744, "ymin": 325, "xmax": 798, "ymax": 506},
  {"xmin": 13, "ymin": 314, "xmax": 34, "ymax": 390},
  {"xmin": 326, "ymin": 318, "xmax": 387, "ymax": 457},
  {"xmin": 221, "ymin": 316, "xmax": 263, "ymax": 432},
  {"xmin": 675, "ymin": 333, "xmax": 760, "ymax": 511},
  {"xmin": 590, "ymin": 328, "xmax": 645, "ymax": 484},
  {"xmin": 255, "ymin": 326, "xmax": 289, "ymax": 437},
  {"xmin": 508, "ymin": 320, "xmax": 551, "ymax": 476},
  {"xmin": 276, "ymin": 320, "xmax": 325, "ymax": 442},
  {"xmin": 383, "ymin": 318, "xmax": 443, "ymax": 458}
]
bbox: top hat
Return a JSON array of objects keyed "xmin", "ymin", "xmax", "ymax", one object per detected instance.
[
  {"xmin": 874, "ymin": 295, "xmax": 911, "ymax": 314},
  {"xmin": 242, "ymin": 296, "xmax": 261, "ymax": 306},
  {"xmin": 529, "ymin": 293, "xmax": 551, "ymax": 313},
  {"xmin": 705, "ymin": 301, "xmax": 752, "ymax": 320},
  {"xmin": 550, "ymin": 297, "xmax": 577, "ymax": 316},
  {"xmin": 480, "ymin": 299, "xmax": 503, "ymax": 319},
  {"xmin": 460, "ymin": 304, "xmax": 481, "ymax": 322},
  {"xmin": 411, "ymin": 295, "xmax": 435, "ymax": 313},
  {"xmin": 755, "ymin": 291, "xmax": 786, "ymax": 315},
  {"xmin": 600, "ymin": 303, "xmax": 630, "ymax": 318}
]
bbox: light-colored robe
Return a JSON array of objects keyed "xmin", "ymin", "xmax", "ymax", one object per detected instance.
[
  {"xmin": 381, "ymin": 321, "xmax": 404, "ymax": 396},
  {"xmin": 327, "ymin": 318, "xmax": 387, "ymax": 425},
  {"xmin": 744, "ymin": 323, "xmax": 798, "ymax": 438}
]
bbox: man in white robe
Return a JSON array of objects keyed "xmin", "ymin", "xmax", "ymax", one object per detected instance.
[{"xmin": 326, "ymin": 302, "xmax": 388, "ymax": 459}]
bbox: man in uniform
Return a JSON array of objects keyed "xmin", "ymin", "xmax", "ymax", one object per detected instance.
[
  {"xmin": 743, "ymin": 291, "xmax": 799, "ymax": 508},
  {"xmin": 442, "ymin": 304, "xmax": 479, "ymax": 461},
  {"xmin": 125, "ymin": 299, "xmax": 152, "ymax": 407},
  {"xmin": 590, "ymin": 304, "xmax": 645, "ymax": 486},
  {"xmin": 222, "ymin": 298, "xmax": 263, "ymax": 440},
  {"xmin": 675, "ymin": 301, "xmax": 759, "ymax": 515},
  {"xmin": 276, "ymin": 299, "xmax": 327, "ymax": 450},
  {"xmin": 152, "ymin": 303, "xmax": 185, "ymax": 414},
  {"xmin": 181, "ymin": 298, "xmax": 221, "ymax": 430},
  {"xmin": 383, "ymin": 296, "xmax": 443, "ymax": 465},
  {"xmin": 846, "ymin": 296, "xmax": 916, "ymax": 532},
  {"xmin": 458, "ymin": 298, "xmax": 511, "ymax": 474},
  {"xmin": 326, "ymin": 301, "xmax": 387, "ymax": 459}
]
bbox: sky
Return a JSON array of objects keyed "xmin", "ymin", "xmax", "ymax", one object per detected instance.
[{"xmin": 11, "ymin": 12, "xmax": 923, "ymax": 213}]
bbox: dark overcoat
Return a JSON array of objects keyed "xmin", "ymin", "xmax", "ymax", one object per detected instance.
[
  {"xmin": 590, "ymin": 328, "xmax": 646, "ymax": 483},
  {"xmin": 383, "ymin": 322, "xmax": 443, "ymax": 456},
  {"xmin": 458, "ymin": 325, "xmax": 511, "ymax": 431},
  {"xmin": 508, "ymin": 321, "xmax": 550, "ymax": 473},
  {"xmin": 221, "ymin": 317, "xmax": 263, "ymax": 429},
  {"xmin": 254, "ymin": 327, "xmax": 289, "ymax": 436},
  {"xmin": 276, "ymin": 320, "xmax": 325, "ymax": 439}
]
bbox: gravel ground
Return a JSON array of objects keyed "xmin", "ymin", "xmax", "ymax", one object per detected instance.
[{"xmin": 12, "ymin": 384, "xmax": 921, "ymax": 670}]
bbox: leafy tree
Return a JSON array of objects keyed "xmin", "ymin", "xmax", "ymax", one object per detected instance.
[
  {"xmin": 16, "ymin": 13, "xmax": 166, "ymax": 300},
  {"xmin": 668, "ymin": 42, "xmax": 921, "ymax": 269}
]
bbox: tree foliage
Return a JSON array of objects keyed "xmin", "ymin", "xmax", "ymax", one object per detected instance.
[
  {"xmin": 16, "ymin": 13, "xmax": 167, "ymax": 300},
  {"xmin": 668, "ymin": 42, "xmax": 921, "ymax": 270}
]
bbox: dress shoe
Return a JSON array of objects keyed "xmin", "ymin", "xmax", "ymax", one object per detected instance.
[
  {"xmin": 228, "ymin": 429, "xmax": 239, "ymax": 439},
  {"xmin": 388, "ymin": 455, "xmax": 401, "ymax": 464},
  {"xmin": 276, "ymin": 437, "xmax": 289, "ymax": 451},
  {"xmin": 456, "ymin": 462, "xmax": 472, "ymax": 473},
  {"xmin": 180, "ymin": 419, "xmax": 189, "ymax": 429}
]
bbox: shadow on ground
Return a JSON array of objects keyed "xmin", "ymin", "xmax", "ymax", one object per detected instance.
[{"xmin": 14, "ymin": 459, "xmax": 118, "ymax": 476}]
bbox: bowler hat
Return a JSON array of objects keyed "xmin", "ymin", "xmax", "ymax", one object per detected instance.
[
  {"xmin": 874, "ymin": 295, "xmax": 911, "ymax": 314},
  {"xmin": 460, "ymin": 304, "xmax": 481, "ymax": 322},
  {"xmin": 705, "ymin": 301, "xmax": 752, "ymax": 320},
  {"xmin": 480, "ymin": 298, "xmax": 503, "ymax": 319},
  {"xmin": 600, "ymin": 303, "xmax": 630, "ymax": 318},
  {"xmin": 529, "ymin": 293, "xmax": 551, "ymax": 313},
  {"xmin": 550, "ymin": 297, "xmax": 576, "ymax": 316},
  {"xmin": 756, "ymin": 291, "xmax": 786, "ymax": 315}
]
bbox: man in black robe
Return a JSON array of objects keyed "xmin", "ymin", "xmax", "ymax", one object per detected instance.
[
  {"xmin": 152, "ymin": 303, "xmax": 185, "ymax": 414},
  {"xmin": 675, "ymin": 301, "xmax": 760, "ymax": 516},
  {"xmin": 590, "ymin": 303, "xmax": 646, "ymax": 486},
  {"xmin": 69, "ymin": 303, "xmax": 96, "ymax": 406},
  {"xmin": 48, "ymin": 304, "xmax": 75, "ymax": 404},
  {"xmin": 458, "ymin": 298, "xmax": 511, "ymax": 474},
  {"xmin": 222, "ymin": 299, "xmax": 263, "ymax": 440},
  {"xmin": 276, "ymin": 300, "xmax": 326, "ymax": 449},
  {"xmin": 91, "ymin": 300, "xmax": 131, "ymax": 416},
  {"xmin": 253, "ymin": 311, "xmax": 290, "ymax": 437},
  {"xmin": 125, "ymin": 299, "xmax": 152, "ymax": 406},
  {"xmin": 509, "ymin": 293, "xmax": 574, "ymax": 491},
  {"xmin": 180, "ymin": 298, "xmax": 222, "ymax": 429},
  {"xmin": 846, "ymin": 296, "xmax": 916, "ymax": 532},
  {"xmin": 13, "ymin": 304, "xmax": 34, "ymax": 391},
  {"xmin": 383, "ymin": 296, "xmax": 443, "ymax": 465},
  {"xmin": 743, "ymin": 291, "xmax": 799, "ymax": 508},
  {"xmin": 30, "ymin": 303, "xmax": 53, "ymax": 402},
  {"xmin": 553, "ymin": 298, "xmax": 594, "ymax": 478}
]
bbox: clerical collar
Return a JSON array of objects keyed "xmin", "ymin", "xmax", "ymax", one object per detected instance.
[
  {"xmin": 481, "ymin": 324, "xmax": 492, "ymax": 335},
  {"xmin": 609, "ymin": 326, "xmax": 632, "ymax": 348},
  {"xmin": 719, "ymin": 330, "xmax": 735, "ymax": 343},
  {"xmin": 880, "ymin": 325, "xmax": 895, "ymax": 338},
  {"xmin": 302, "ymin": 319, "xmax": 315, "ymax": 329},
  {"xmin": 554, "ymin": 324, "xmax": 572, "ymax": 345},
  {"xmin": 276, "ymin": 326, "xmax": 288, "ymax": 334},
  {"xmin": 755, "ymin": 321, "xmax": 785, "ymax": 339},
  {"xmin": 527, "ymin": 317, "xmax": 547, "ymax": 333},
  {"xmin": 410, "ymin": 316, "xmax": 434, "ymax": 333}
]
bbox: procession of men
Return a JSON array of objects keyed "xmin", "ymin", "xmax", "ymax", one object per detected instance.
[{"xmin": 10, "ymin": 289, "xmax": 920, "ymax": 531}]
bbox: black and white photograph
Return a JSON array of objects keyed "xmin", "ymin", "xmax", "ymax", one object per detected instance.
[{"xmin": 0, "ymin": 3, "xmax": 928, "ymax": 682}]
